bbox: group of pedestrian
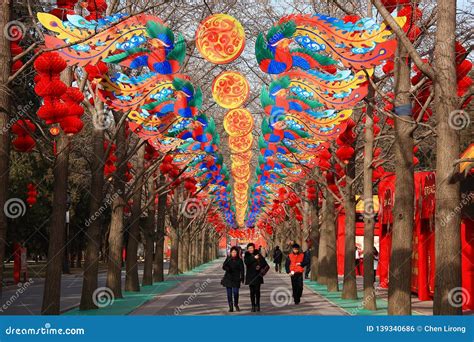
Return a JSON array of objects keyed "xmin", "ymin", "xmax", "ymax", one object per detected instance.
[
  {"xmin": 222, "ymin": 240, "xmax": 312, "ymax": 312},
  {"xmin": 221, "ymin": 243, "xmax": 269, "ymax": 312}
]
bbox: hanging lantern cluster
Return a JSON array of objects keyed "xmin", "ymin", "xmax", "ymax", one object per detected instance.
[
  {"xmin": 306, "ymin": 180, "xmax": 317, "ymax": 201},
  {"xmin": 125, "ymin": 162, "xmax": 133, "ymax": 183},
  {"xmin": 159, "ymin": 155, "xmax": 180, "ymax": 180},
  {"xmin": 10, "ymin": 38, "xmax": 23, "ymax": 75},
  {"xmin": 335, "ymin": 119, "xmax": 356, "ymax": 164},
  {"xmin": 60, "ymin": 87, "xmax": 85, "ymax": 135},
  {"xmin": 455, "ymin": 42, "xmax": 473, "ymax": 100},
  {"xmin": 104, "ymin": 141, "xmax": 117, "ymax": 177},
  {"xmin": 34, "ymin": 52, "xmax": 67, "ymax": 125},
  {"xmin": 26, "ymin": 183, "xmax": 38, "ymax": 207},
  {"xmin": 184, "ymin": 177, "xmax": 197, "ymax": 194}
]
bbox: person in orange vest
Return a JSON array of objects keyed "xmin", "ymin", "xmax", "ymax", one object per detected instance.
[{"xmin": 285, "ymin": 243, "xmax": 309, "ymax": 304}]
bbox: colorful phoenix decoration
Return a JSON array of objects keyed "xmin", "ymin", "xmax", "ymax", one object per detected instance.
[{"xmin": 247, "ymin": 14, "xmax": 400, "ymax": 230}]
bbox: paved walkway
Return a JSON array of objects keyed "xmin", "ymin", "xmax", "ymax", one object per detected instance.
[{"xmin": 131, "ymin": 259, "xmax": 346, "ymax": 315}]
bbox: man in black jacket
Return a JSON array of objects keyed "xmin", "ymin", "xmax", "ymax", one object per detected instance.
[
  {"xmin": 244, "ymin": 243, "xmax": 269, "ymax": 312},
  {"xmin": 273, "ymin": 246, "xmax": 283, "ymax": 273}
]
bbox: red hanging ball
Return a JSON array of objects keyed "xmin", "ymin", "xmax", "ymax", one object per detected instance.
[
  {"xmin": 60, "ymin": 116, "xmax": 84, "ymax": 135},
  {"xmin": 382, "ymin": 60, "xmax": 394, "ymax": 74},
  {"xmin": 12, "ymin": 135, "xmax": 35, "ymax": 152},
  {"xmin": 336, "ymin": 145, "xmax": 355, "ymax": 163},
  {"xmin": 34, "ymin": 52, "xmax": 67, "ymax": 75}
]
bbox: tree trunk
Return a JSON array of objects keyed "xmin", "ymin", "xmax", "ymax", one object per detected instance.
[
  {"xmin": 125, "ymin": 145, "xmax": 145, "ymax": 292},
  {"xmin": 153, "ymin": 176, "xmax": 166, "ymax": 282},
  {"xmin": 342, "ymin": 157, "xmax": 357, "ymax": 299},
  {"xmin": 433, "ymin": 0, "xmax": 461, "ymax": 315},
  {"xmin": 80, "ymin": 102, "xmax": 105, "ymax": 310},
  {"xmin": 41, "ymin": 68, "xmax": 73, "ymax": 315},
  {"xmin": 0, "ymin": 0, "xmax": 12, "ymax": 301},
  {"xmin": 388, "ymin": 30, "xmax": 414, "ymax": 315},
  {"xmin": 169, "ymin": 226, "xmax": 179, "ymax": 274},
  {"xmin": 363, "ymin": 85, "xmax": 377, "ymax": 310},
  {"xmin": 325, "ymin": 190, "xmax": 338, "ymax": 292},
  {"xmin": 309, "ymin": 198, "xmax": 320, "ymax": 282},
  {"xmin": 200, "ymin": 228, "xmax": 206, "ymax": 264},
  {"xmin": 317, "ymin": 203, "xmax": 328, "ymax": 285},
  {"xmin": 106, "ymin": 114, "xmax": 127, "ymax": 299},
  {"xmin": 142, "ymin": 177, "xmax": 155, "ymax": 286}
]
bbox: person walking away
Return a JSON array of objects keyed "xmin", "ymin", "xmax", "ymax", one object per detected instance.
[
  {"xmin": 304, "ymin": 239, "xmax": 312, "ymax": 279},
  {"xmin": 244, "ymin": 243, "xmax": 269, "ymax": 312},
  {"xmin": 285, "ymin": 243, "xmax": 309, "ymax": 304},
  {"xmin": 355, "ymin": 244, "xmax": 362, "ymax": 275},
  {"xmin": 373, "ymin": 246, "xmax": 379, "ymax": 284},
  {"xmin": 273, "ymin": 246, "xmax": 283, "ymax": 273},
  {"xmin": 222, "ymin": 246, "xmax": 245, "ymax": 312}
]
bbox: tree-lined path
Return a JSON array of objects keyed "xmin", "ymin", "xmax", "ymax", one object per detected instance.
[{"xmin": 131, "ymin": 260, "xmax": 346, "ymax": 316}]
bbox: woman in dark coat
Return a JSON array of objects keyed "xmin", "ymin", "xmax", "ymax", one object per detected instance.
[
  {"xmin": 244, "ymin": 243, "xmax": 269, "ymax": 312},
  {"xmin": 222, "ymin": 246, "xmax": 245, "ymax": 312}
]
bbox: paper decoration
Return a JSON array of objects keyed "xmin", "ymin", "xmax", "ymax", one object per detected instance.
[
  {"xmin": 212, "ymin": 71, "xmax": 249, "ymax": 108},
  {"xmin": 195, "ymin": 13, "xmax": 245, "ymax": 64}
]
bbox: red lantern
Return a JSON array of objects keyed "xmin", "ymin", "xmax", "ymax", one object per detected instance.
[
  {"xmin": 13, "ymin": 135, "xmax": 35, "ymax": 152},
  {"xmin": 382, "ymin": 60, "xmax": 394, "ymax": 74},
  {"xmin": 34, "ymin": 52, "xmax": 67, "ymax": 75},
  {"xmin": 336, "ymin": 145, "xmax": 355, "ymax": 163},
  {"xmin": 60, "ymin": 116, "xmax": 84, "ymax": 135}
]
